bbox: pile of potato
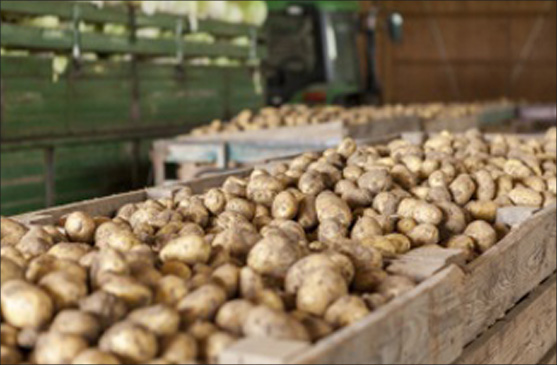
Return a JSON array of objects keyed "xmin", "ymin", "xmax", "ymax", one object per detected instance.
[
  {"xmin": 1, "ymin": 127, "xmax": 556, "ymax": 364},
  {"xmin": 189, "ymin": 102, "xmax": 490, "ymax": 136}
]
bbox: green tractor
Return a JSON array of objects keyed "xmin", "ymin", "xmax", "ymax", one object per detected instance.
[{"xmin": 264, "ymin": 0, "xmax": 402, "ymax": 106}]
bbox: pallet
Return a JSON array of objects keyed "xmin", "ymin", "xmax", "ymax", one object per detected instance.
[
  {"xmin": 152, "ymin": 116, "xmax": 421, "ymax": 185},
  {"xmin": 13, "ymin": 135, "xmax": 556, "ymax": 365}
]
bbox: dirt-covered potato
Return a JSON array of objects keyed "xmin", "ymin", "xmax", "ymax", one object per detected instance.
[
  {"xmin": 100, "ymin": 274, "xmax": 152, "ymax": 309},
  {"xmin": 296, "ymin": 269, "xmax": 348, "ymax": 316},
  {"xmin": 465, "ymin": 200, "xmax": 498, "ymax": 222},
  {"xmin": 65, "ymin": 211, "xmax": 97, "ymax": 244},
  {"xmin": 1, "ymin": 280, "xmax": 53, "ymax": 329},
  {"xmin": 160, "ymin": 234, "xmax": 211, "ymax": 265},
  {"xmin": 95, "ymin": 222, "xmax": 141, "ymax": 252},
  {"xmin": 128, "ymin": 304, "xmax": 180, "ymax": 337},
  {"xmin": 39, "ymin": 271, "xmax": 87, "ymax": 310},
  {"xmin": 407, "ymin": 223, "xmax": 440, "ymax": 246},
  {"xmin": 99, "ymin": 321, "xmax": 158, "ymax": 364},
  {"xmin": 243, "ymin": 306, "xmax": 309, "ymax": 341},
  {"xmin": 177, "ymin": 284, "xmax": 227, "ymax": 324},
  {"xmin": 160, "ymin": 332, "xmax": 198, "ymax": 364},
  {"xmin": 464, "ymin": 220, "xmax": 498, "ymax": 253},
  {"xmin": 72, "ymin": 348, "xmax": 121, "ymax": 364},
  {"xmin": 450, "ymin": 174, "xmax": 476, "ymax": 205},
  {"xmin": 47, "ymin": 242, "xmax": 92, "ymax": 262},
  {"xmin": 216, "ymin": 299, "xmax": 254, "ymax": 335},
  {"xmin": 16, "ymin": 227, "xmax": 54, "ymax": 260},
  {"xmin": 272, "ymin": 191, "xmax": 299, "ymax": 220},
  {"xmin": 324, "ymin": 295, "xmax": 370, "ymax": 328},
  {"xmin": 315, "ymin": 191, "xmax": 352, "ymax": 227},
  {"xmin": 212, "ymin": 228, "xmax": 260, "ymax": 260},
  {"xmin": 247, "ymin": 234, "xmax": 302, "ymax": 279},
  {"xmin": 412, "ymin": 201, "xmax": 443, "ymax": 225},
  {"xmin": 508, "ymin": 186, "xmax": 543, "ymax": 207},
  {"xmin": 34, "ymin": 331, "xmax": 88, "ymax": 364},
  {"xmin": 79, "ymin": 291, "xmax": 128, "ymax": 329},
  {"xmin": 50, "ymin": 310, "xmax": 101, "ymax": 343},
  {"xmin": 446, "ymin": 235, "xmax": 476, "ymax": 261},
  {"xmin": 1, "ymin": 217, "xmax": 28, "ymax": 247},
  {"xmin": 357, "ymin": 167, "xmax": 393, "ymax": 194}
]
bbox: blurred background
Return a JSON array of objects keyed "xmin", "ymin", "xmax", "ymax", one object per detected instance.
[{"xmin": 1, "ymin": 0, "xmax": 556, "ymax": 216}]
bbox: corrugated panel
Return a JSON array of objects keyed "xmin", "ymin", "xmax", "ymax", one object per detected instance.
[{"xmin": 1, "ymin": 149, "xmax": 46, "ymax": 215}]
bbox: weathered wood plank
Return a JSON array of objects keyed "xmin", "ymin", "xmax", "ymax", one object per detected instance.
[
  {"xmin": 462, "ymin": 204, "xmax": 557, "ymax": 344},
  {"xmin": 455, "ymin": 274, "xmax": 556, "ymax": 365},
  {"xmin": 220, "ymin": 338, "xmax": 310, "ymax": 365},
  {"xmin": 290, "ymin": 266, "xmax": 466, "ymax": 364},
  {"xmin": 387, "ymin": 245, "xmax": 468, "ymax": 282}
]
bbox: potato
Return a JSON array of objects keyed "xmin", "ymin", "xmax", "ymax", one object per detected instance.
[
  {"xmin": 1, "ymin": 246, "xmax": 27, "ymax": 269},
  {"xmin": 99, "ymin": 322, "xmax": 158, "ymax": 364},
  {"xmin": 496, "ymin": 175, "xmax": 514, "ymax": 197},
  {"xmin": 243, "ymin": 306, "xmax": 309, "ymax": 342},
  {"xmin": 428, "ymin": 170, "xmax": 449, "ymax": 188},
  {"xmin": 343, "ymin": 165, "xmax": 363, "ymax": 182},
  {"xmin": 160, "ymin": 261, "xmax": 192, "ymax": 280},
  {"xmin": 247, "ymin": 174, "xmax": 284, "ymax": 206},
  {"xmin": 464, "ymin": 220, "xmax": 498, "ymax": 253},
  {"xmin": 349, "ymin": 216, "xmax": 381, "ymax": 242},
  {"xmin": 412, "ymin": 201, "xmax": 443, "ymax": 225},
  {"xmin": 101, "ymin": 274, "xmax": 152, "ymax": 309},
  {"xmin": 204, "ymin": 188, "xmax": 226, "ymax": 215},
  {"xmin": 65, "ymin": 211, "xmax": 97, "ymax": 244},
  {"xmin": 397, "ymin": 198, "xmax": 420, "ymax": 218},
  {"xmin": 504, "ymin": 159, "xmax": 532, "ymax": 179},
  {"xmin": 205, "ymin": 332, "xmax": 237, "ymax": 363},
  {"xmin": 35, "ymin": 332, "xmax": 88, "ymax": 364},
  {"xmin": 358, "ymin": 167, "xmax": 393, "ymax": 194},
  {"xmin": 216, "ymin": 299, "xmax": 254, "ymax": 336},
  {"xmin": 474, "ymin": 170, "xmax": 496, "ymax": 201},
  {"xmin": 174, "ymin": 187, "xmax": 193, "ymax": 202},
  {"xmin": 270, "ymin": 191, "xmax": 299, "ymax": 220},
  {"xmin": 508, "ymin": 186, "xmax": 543, "ymax": 207},
  {"xmin": 324, "ymin": 296, "xmax": 370, "ymax": 328},
  {"xmin": 225, "ymin": 198, "xmax": 256, "ymax": 221},
  {"xmin": 385, "ymin": 234, "xmax": 412, "ymax": 254},
  {"xmin": 373, "ymin": 192, "xmax": 399, "ymax": 216},
  {"xmin": 177, "ymin": 284, "xmax": 227, "ymax": 324},
  {"xmin": 160, "ymin": 234, "xmax": 211, "ymax": 265},
  {"xmin": 437, "ymin": 201, "xmax": 468, "ymax": 235},
  {"xmin": 315, "ymin": 191, "xmax": 352, "ymax": 227},
  {"xmin": 391, "ymin": 164, "xmax": 417, "ymax": 189},
  {"xmin": 155, "ymin": 275, "xmax": 189, "ymax": 306},
  {"xmin": 523, "ymin": 176, "xmax": 546, "ymax": 193},
  {"xmin": 285, "ymin": 254, "xmax": 339, "ymax": 294},
  {"xmin": 377, "ymin": 275, "xmax": 416, "ymax": 299},
  {"xmin": 95, "ymin": 223, "xmax": 141, "ymax": 252},
  {"xmin": 465, "ymin": 200, "xmax": 498, "ymax": 222},
  {"xmin": 79, "ymin": 291, "xmax": 128, "ymax": 329},
  {"xmin": 47, "ymin": 242, "xmax": 92, "ymax": 262},
  {"xmin": 211, "ymin": 263, "xmax": 240, "ymax": 298},
  {"xmin": 290, "ymin": 311, "xmax": 333, "ymax": 341},
  {"xmin": 337, "ymin": 137, "xmax": 357, "ymax": 158},
  {"xmin": 298, "ymin": 170, "xmax": 327, "ymax": 195},
  {"xmin": 1, "ymin": 280, "xmax": 53, "ymax": 329},
  {"xmin": 188, "ymin": 321, "xmax": 218, "ymax": 343},
  {"xmin": 446, "ymin": 235, "xmax": 476, "ymax": 261},
  {"xmin": 547, "ymin": 176, "xmax": 557, "ymax": 195},
  {"xmin": 296, "ymin": 269, "xmax": 348, "ymax": 316},
  {"xmin": 1, "ymin": 257, "xmax": 23, "ymax": 286},
  {"xmin": 1, "ymin": 217, "xmax": 28, "ymax": 247},
  {"xmin": 160, "ymin": 333, "xmax": 198, "ymax": 364},
  {"xmin": 297, "ymin": 195, "xmax": 318, "ymax": 230},
  {"xmin": 247, "ymin": 234, "xmax": 302, "ymax": 279},
  {"xmin": 396, "ymin": 218, "xmax": 417, "ymax": 235},
  {"xmin": 50, "ymin": 310, "xmax": 100, "ymax": 343},
  {"xmin": 39, "ymin": 271, "xmax": 87, "ymax": 310},
  {"xmin": 450, "ymin": 174, "xmax": 476, "ymax": 205},
  {"xmin": 177, "ymin": 198, "xmax": 210, "ymax": 228},
  {"xmin": 408, "ymin": 224, "xmax": 440, "ymax": 246},
  {"xmin": 0, "ymin": 346, "xmax": 21, "ymax": 364},
  {"xmin": 72, "ymin": 348, "xmax": 121, "ymax": 364},
  {"xmin": 16, "ymin": 227, "xmax": 54, "ymax": 260}
]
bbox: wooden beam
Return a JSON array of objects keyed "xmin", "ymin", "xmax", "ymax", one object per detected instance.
[
  {"xmin": 455, "ymin": 274, "xmax": 556, "ymax": 364},
  {"xmin": 462, "ymin": 205, "xmax": 557, "ymax": 344}
]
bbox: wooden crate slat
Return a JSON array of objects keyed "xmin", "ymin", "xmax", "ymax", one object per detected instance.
[
  {"xmin": 288, "ymin": 266, "xmax": 466, "ymax": 364},
  {"xmin": 462, "ymin": 205, "xmax": 557, "ymax": 344},
  {"xmin": 455, "ymin": 274, "xmax": 556, "ymax": 365},
  {"xmin": 539, "ymin": 347, "xmax": 557, "ymax": 365}
]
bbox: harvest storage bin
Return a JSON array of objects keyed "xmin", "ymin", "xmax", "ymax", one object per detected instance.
[{"xmin": 11, "ymin": 132, "xmax": 556, "ymax": 365}]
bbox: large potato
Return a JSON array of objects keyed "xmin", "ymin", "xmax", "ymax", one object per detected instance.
[
  {"xmin": 160, "ymin": 234, "xmax": 211, "ymax": 265},
  {"xmin": 99, "ymin": 322, "xmax": 158, "ymax": 364},
  {"xmin": 316, "ymin": 191, "xmax": 352, "ymax": 226},
  {"xmin": 247, "ymin": 234, "xmax": 302, "ymax": 279},
  {"xmin": 243, "ymin": 306, "xmax": 309, "ymax": 341},
  {"xmin": 1, "ymin": 280, "xmax": 53, "ymax": 329}
]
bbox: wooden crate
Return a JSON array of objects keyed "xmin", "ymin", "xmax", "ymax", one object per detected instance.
[
  {"xmin": 151, "ymin": 116, "xmax": 422, "ymax": 185},
  {"xmin": 13, "ymin": 135, "xmax": 556, "ymax": 365}
]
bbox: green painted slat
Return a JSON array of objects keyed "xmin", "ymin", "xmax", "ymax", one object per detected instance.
[
  {"xmin": 0, "ymin": 56, "xmax": 52, "ymax": 78},
  {"xmin": 1, "ymin": 198, "xmax": 46, "ymax": 216},
  {"xmin": 1, "ymin": 24, "xmax": 261, "ymax": 59}
]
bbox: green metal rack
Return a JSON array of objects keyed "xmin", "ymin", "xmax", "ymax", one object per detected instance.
[{"xmin": 1, "ymin": 0, "xmax": 265, "ymax": 215}]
